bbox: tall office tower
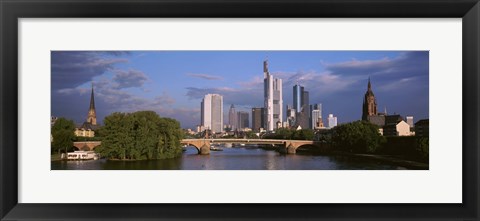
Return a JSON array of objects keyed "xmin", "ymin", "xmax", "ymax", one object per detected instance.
[
  {"xmin": 293, "ymin": 84, "xmax": 303, "ymax": 113},
  {"xmin": 237, "ymin": 111, "xmax": 250, "ymax": 129},
  {"xmin": 406, "ymin": 116, "xmax": 414, "ymax": 128},
  {"xmin": 252, "ymin": 107, "xmax": 264, "ymax": 132},
  {"xmin": 311, "ymin": 103, "xmax": 322, "ymax": 129},
  {"xmin": 362, "ymin": 78, "xmax": 378, "ymax": 121},
  {"xmin": 302, "ymin": 91, "xmax": 309, "ymax": 113},
  {"xmin": 311, "ymin": 110, "xmax": 321, "ymax": 129},
  {"xmin": 303, "ymin": 90, "xmax": 310, "ymax": 128},
  {"xmin": 263, "ymin": 60, "xmax": 283, "ymax": 131},
  {"xmin": 228, "ymin": 104, "xmax": 237, "ymax": 130},
  {"xmin": 286, "ymin": 105, "xmax": 296, "ymax": 128},
  {"xmin": 327, "ymin": 114, "xmax": 337, "ymax": 128},
  {"xmin": 293, "ymin": 83, "xmax": 310, "ymax": 129},
  {"xmin": 201, "ymin": 94, "xmax": 223, "ymax": 133},
  {"xmin": 293, "ymin": 83, "xmax": 310, "ymax": 113}
]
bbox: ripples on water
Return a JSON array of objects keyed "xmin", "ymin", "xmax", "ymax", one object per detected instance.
[{"xmin": 51, "ymin": 145, "xmax": 401, "ymax": 170}]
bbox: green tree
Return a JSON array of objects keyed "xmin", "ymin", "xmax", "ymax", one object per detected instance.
[
  {"xmin": 415, "ymin": 137, "xmax": 429, "ymax": 162},
  {"xmin": 157, "ymin": 117, "xmax": 184, "ymax": 159},
  {"xmin": 51, "ymin": 117, "xmax": 76, "ymax": 154},
  {"xmin": 97, "ymin": 112, "xmax": 135, "ymax": 159},
  {"xmin": 97, "ymin": 111, "xmax": 183, "ymax": 160},
  {"xmin": 292, "ymin": 129, "xmax": 314, "ymax": 140},
  {"xmin": 275, "ymin": 128, "xmax": 293, "ymax": 139},
  {"xmin": 245, "ymin": 131, "xmax": 259, "ymax": 139},
  {"xmin": 331, "ymin": 121, "xmax": 385, "ymax": 153}
]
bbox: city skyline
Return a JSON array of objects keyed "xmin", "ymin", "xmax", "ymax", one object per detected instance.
[{"xmin": 51, "ymin": 51, "xmax": 429, "ymax": 129}]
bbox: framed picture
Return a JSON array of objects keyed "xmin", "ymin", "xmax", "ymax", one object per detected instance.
[{"xmin": 1, "ymin": 0, "xmax": 479, "ymax": 220}]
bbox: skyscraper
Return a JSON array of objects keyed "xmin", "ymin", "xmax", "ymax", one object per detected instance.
[
  {"xmin": 302, "ymin": 91, "xmax": 309, "ymax": 113},
  {"xmin": 263, "ymin": 60, "xmax": 283, "ymax": 131},
  {"xmin": 328, "ymin": 114, "xmax": 337, "ymax": 128},
  {"xmin": 201, "ymin": 94, "xmax": 223, "ymax": 133},
  {"xmin": 362, "ymin": 78, "xmax": 378, "ymax": 121},
  {"xmin": 228, "ymin": 104, "xmax": 237, "ymax": 130},
  {"xmin": 86, "ymin": 83, "xmax": 97, "ymax": 125},
  {"xmin": 293, "ymin": 83, "xmax": 309, "ymax": 129},
  {"xmin": 311, "ymin": 103, "xmax": 322, "ymax": 129},
  {"xmin": 293, "ymin": 84, "xmax": 303, "ymax": 113},
  {"xmin": 237, "ymin": 111, "xmax": 249, "ymax": 129},
  {"xmin": 293, "ymin": 84, "xmax": 309, "ymax": 113},
  {"xmin": 311, "ymin": 110, "xmax": 321, "ymax": 129},
  {"xmin": 252, "ymin": 107, "xmax": 264, "ymax": 132},
  {"xmin": 286, "ymin": 105, "xmax": 296, "ymax": 128}
]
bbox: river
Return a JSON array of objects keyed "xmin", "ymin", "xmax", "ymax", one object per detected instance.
[{"xmin": 51, "ymin": 145, "xmax": 405, "ymax": 170}]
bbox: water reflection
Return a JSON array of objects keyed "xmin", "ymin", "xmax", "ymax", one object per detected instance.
[{"xmin": 51, "ymin": 145, "xmax": 400, "ymax": 170}]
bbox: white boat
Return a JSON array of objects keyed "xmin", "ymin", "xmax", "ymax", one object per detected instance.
[{"xmin": 66, "ymin": 151, "xmax": 100, "ymax": 160}]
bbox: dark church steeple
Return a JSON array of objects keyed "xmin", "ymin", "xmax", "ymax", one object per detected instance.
[
  {"xmin": 86, "ymin": 82, "xmax": 97, "ymax": 125},
  {"xmin": 368, "ymin": 77, "xmax": 372, "ymax": 91},
  {"xmin": 362, "ymin": 78, "xmax": 377, "ymax": 121}
]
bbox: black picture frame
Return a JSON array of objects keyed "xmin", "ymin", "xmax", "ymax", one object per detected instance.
[{"xmin": 1, "ymin": 0, "xmax": 479, "ymax": 220}]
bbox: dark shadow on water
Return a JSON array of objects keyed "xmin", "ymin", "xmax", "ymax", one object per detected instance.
[{"xmin": 51, "ymin": 145, "xmax": 409, "ymax": 170}]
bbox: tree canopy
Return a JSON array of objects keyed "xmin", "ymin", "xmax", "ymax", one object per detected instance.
[
  {"xmin": 331, "ymin": 120, "xmax": 385, "ymax": 153},
  {"xmin": 263, "ymin": 128, "xmax": 314, "ymax": 140},
  {"xmin": 96, "ymin": 111, "xmax": 184, "ymax": 160},
  {"xmin": 51, "ymin": 117, "xmax": 76, "ymax": 154}
]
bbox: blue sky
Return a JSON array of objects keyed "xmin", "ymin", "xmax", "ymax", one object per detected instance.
[{"xmin": 51, "ymin": 51, "xmax": 429, "ymax": 129}]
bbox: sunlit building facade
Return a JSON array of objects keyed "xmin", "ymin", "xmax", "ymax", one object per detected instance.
[
  {"xmin": 263, "ymin": 60, "xmax": 283, "ymax": 131},
  {"xmin": 201, "ymin": 94, "xmax": 223, "ymax": 133}
]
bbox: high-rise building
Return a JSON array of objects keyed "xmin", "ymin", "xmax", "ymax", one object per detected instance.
[
  {"xmin": 237, "ymin": 111, "xmax": 249, "ymax": 129},
  {"xmin": 302, "ymin": 91, "xmax": 309, "ymax": 113},
  {"xmin": 328, "ymin": 114, "xmax": 337, "ymax": 128},
  {"xmin": 86, "ymin": 83, "xmax": 97, "ymax": 125},
  {"xmin": 293, "ymin": 83, "xmax": 310, "ymax": 129},
  {"xmin": 252, "ymin": 107, "xmax": 264, "ymax": 132},
  {"xmin": 362, "ymin": 78, "xmax": 378, "ymax": 121},
  {"xmin": 296, "ymin": 111, "xmax": 310, "ymax": 129},
  {"xmin": 406, "ymin": 116, "xmax": 414, "ymax": 128},
  {"xmin": 286, "ymin": 105, "xmax": 296, "ymax": 128},
  {"xmin": 263, "ymin": 60, "xmax": 283, "ymax": 131},
  {"xmin": 311, "ymin": 110, "xmax": 321, "ymax": 129},
  {"xmin": 228, "ymin": 104, "xmax": 237, "ymax": 130},
  {"xmin": 293, "ymin": 84, "xmax": 309, "ymax": 113},
  {"xmin": 293, "ymin": 84, "xmax": 303, "ymax": 113},
  {"xmin": 311, "ymin": 103, "xmax": 322, "ymax": 129},
  {"xmin": 201, "ymin": 94, "xmax": 223, "ymax": 133}
]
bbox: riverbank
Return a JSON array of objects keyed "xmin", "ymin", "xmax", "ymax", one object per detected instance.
[
  {"xmin": 51, "ymin": 153, "xmax": 62, "ymax": 161},
  {"xmin": 250, "ymin": 145, "xmax": 428, "ymax": 169},
  {"xmin": 349, "ymin": 153, "xmax": 428, "ymax": 170},
  {"xmin": 297, "ymin": 149, "xmax": 428, "ymax": 170}
]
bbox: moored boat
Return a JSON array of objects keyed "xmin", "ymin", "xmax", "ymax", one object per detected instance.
[{"xmin": 65, "ymin": 151, "xmax": 100, "ymax": 160}]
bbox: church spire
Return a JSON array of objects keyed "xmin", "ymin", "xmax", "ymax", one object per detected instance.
[
  {"xmin": 89, "ymin": 82, "xmax": 95, "ymax": 110},
  {"xmin": 368, "ymin": 77, "xmax": 371, "ymax": 91},
  {"xmin": 87, "ymin": 82, "xmax": 97, "ymax": 125},
  {"xmin": 362, "ymin": 77, "xmax": 377, "ymax": 121}
]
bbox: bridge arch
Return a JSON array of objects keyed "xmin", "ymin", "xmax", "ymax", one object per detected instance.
[
  {"xmin": 181, "ymin": 140, "xmax": 210, "ymax": 155},
  {"xmin": 181, "ymin": 139, "xmax": 321, "ymax": 155}
]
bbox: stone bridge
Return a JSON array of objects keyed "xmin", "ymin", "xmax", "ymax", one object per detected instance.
[
  {"xmin": 73, "ymin": 141, "xmax": 101, "ymax": 151},
  {"xmin": 181, "ymin": 139, "xmax": 322, "ymax": 155}
]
